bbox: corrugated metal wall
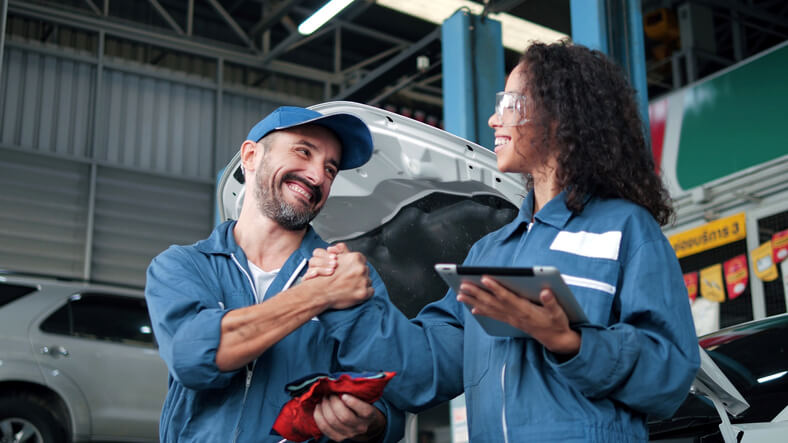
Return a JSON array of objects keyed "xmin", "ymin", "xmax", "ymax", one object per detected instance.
[
  {"xmin": 0, "ymin": 149, "xmax": 90, "ymax": 278},
  {"xmin": 96, "ymin": 69, "xmax": 216, "ymax": 179},
  {"xmin": 218, "ymin": 93, "xmax": 278, "ymax": 169},
  {"xmin": 0, "ymin": 35, "xmax": 288, "ymax": 287},
  {"xmin": 1, "ymin": 47, "xmax": 94, "ymax": 158}
]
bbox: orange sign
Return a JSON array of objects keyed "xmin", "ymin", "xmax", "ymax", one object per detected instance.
[
  {"xmin": 772, "ymin": 229, "xmax": 788, "ymax": 264},
  {"xmin": 683, "ymin": 272, "xmax": 698, "ymax": 302},
  {"xmin": 723, "ymin": 255, "xmax": 748, "ymax": 300}
]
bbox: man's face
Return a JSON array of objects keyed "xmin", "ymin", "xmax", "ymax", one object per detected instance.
[{"xmin": 253, "ymin": 125, "xmax": 341, "ymax": 230}]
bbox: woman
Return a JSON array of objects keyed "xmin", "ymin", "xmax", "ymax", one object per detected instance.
[{"xmin": 309, "ymin": 42, "xmax": 700, "ymax": 442}]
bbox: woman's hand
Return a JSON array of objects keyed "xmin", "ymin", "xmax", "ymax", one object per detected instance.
[{"xmin": 457, "ymin": 276, "xmax": 581, "ymax": 356}]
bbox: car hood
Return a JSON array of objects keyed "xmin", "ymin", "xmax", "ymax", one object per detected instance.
[{"xmin": 217, "ymin": 101, "xmax": 526, "ymax": 241}]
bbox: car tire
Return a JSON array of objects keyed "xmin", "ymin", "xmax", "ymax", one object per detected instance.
[{"xmin": 0, "ymin": 395, "xmax": 67, "ymax": 443}]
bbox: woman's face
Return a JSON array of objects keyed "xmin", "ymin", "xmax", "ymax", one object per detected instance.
[{"xmin": 487, "ymin": 63, "xmax": 544, "ymax": 175}]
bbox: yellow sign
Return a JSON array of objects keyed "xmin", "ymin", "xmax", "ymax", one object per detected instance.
[
  {"xmin": 669, "ymin": 212, "xmax": 746, "ymax": 258},
  {"xmin": 751, "ymin": 241, "xmax": 779, "ymax": 282},
  {"xmin": 700, "ymin": 264, "xmax": 725, "ymax": 302}
]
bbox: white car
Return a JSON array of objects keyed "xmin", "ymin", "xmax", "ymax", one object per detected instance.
[{"xmin": 0, "ymin": 273, "xmax": 167, "ymax": 442}]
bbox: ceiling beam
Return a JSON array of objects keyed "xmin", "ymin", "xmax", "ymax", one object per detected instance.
[
  {"xmin": 333, "ymin": 27, "xmax": 440, "ymax": 100},
  {"xmin": 250, "ymin": 0, "xmax": 303, "ymax": 38},
  {"xmin": 82, "ymin": 0, "xmax": 101, "ymax": 15},
  {"xmin": 8, "ymin": 0, "xmax": 340, "ymax": 83},
  {"xmin": 205, "ymin": 0, "xmax": 256, "ymax": 50},
  {"xmin": 147, "ymin": 0, "xmax": 184, "ymax": 35}
]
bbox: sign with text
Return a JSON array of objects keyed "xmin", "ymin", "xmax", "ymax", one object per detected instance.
[
  {"xmin": 700, "ymin": 264, "xmax": 725, "ymax": 302},
  {"xmin": 723, "ymin": 254, "xmax": 748, "ymax": 300},
  {"xmin": 669, "ymin": 213, "xmax": 746, "ymax": 258}
]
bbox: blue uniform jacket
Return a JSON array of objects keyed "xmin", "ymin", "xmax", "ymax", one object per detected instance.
[
  {"xmin": 145, "ymin": 220, "xmax": 404, "ymax": 442},
  {"xmin": 320, "ymin": 191, "xmax": 700, "ymax": 442}
]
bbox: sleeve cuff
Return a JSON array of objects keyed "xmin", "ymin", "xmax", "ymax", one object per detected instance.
[
  {"xmin": 373, "ymin": 397, "xmax": 405, "ymax": 443},
  {"xmin": 544, "ymin": 325, "xmax": 621, "ymax": 398}
]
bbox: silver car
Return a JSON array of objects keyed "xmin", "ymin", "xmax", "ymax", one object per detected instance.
[{"xmin": 0, "ymin": 273, "xmax": 166, "ymax": 442}]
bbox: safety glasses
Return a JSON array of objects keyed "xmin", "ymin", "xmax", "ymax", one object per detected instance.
[{"xmin": 494, "ymin": 91, "xmax": 528, "ymax": 127}]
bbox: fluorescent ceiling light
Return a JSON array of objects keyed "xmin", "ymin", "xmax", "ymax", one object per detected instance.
[
  {"xmin": 298, "ymin": 0, "xmax": 356, "ymax": 35},
  {"xmin": 376, "ymin": 0, "xmax": 568, "ymax": 52}
]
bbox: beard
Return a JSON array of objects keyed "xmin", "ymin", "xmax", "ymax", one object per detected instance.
[{"xmin": 254, "ymin": 162, "xmax": 323, "ymax": 231}]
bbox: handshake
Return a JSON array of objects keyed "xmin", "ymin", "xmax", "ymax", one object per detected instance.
[{"xmin": 301, "ymin": 243, "xmax": 375, "ymax": 311}]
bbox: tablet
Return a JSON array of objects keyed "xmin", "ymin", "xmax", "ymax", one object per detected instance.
[{"xmin": 434, "ymin": 264, "xmax": 588, "ymax": 338}]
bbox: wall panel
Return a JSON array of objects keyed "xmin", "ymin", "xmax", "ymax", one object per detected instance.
[
  {"xmin": 1, "ymin": 41, "xmax": 298, "ymax": 287},
  {"xmin": 96, "ymin": 69, "xmax": 215, "ymax": 179},
  {"xmin": 1, "ymin": 47, "xmax": 94, "ymax": 157},
  {"xmin": 217, "ymin": 93, "xmax": 278, "ymax": 170},
  {"xmin": 90, "ymin": 166, "xmax": 213, "ymax": 286},
  {"xmin": 0, "ymin": 149, "xmax": 90, "ymax": 278}
]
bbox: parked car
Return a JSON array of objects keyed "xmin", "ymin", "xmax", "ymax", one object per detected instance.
[
  {"xmin": 649, "ymin": 313, "xmax": 788, "ymax": 442},
  {"xmin": 0, "ymin": 273, "xmax": 166, "ymax": 442}
]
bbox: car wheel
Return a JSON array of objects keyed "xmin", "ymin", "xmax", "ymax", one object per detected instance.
[{"xmin": 0, "ymin": 395, "xmax": 66, "ymax": 443}]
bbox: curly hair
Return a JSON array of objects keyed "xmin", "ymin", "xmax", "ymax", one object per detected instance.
[{"xmin": 517, "ymin": 41, "xmax": 673, "ymax": 225}]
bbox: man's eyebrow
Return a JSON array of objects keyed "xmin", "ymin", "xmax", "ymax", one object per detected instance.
[{"xmin": 294, "ymin": 139, "xmax": 340, "ymax": 169}]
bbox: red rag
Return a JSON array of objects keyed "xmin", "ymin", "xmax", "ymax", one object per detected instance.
[{"xmin": 272, "ymin": 371, "xmax": 396, "ymax": 442}]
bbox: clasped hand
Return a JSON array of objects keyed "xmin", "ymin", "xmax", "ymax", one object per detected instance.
[{"xmin": 302, "ymin": 244, "xmax": 373, "ymax": 310}]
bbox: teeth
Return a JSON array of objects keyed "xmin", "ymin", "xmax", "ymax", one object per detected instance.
[
  {"xmin": 495, "ymin": 137, "xmax": 508, "ymax": 146},
  {"xmin": 288, "ymin": 183, "xmax": 312, "ymax": 200}
]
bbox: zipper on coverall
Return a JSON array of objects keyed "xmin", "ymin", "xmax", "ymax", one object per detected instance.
[{"xmin": 230, "ymin": 254, "xmax": 307, "ymax": 442}]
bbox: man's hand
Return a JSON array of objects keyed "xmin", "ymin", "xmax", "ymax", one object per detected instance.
[
  {"xmin": 313, "ymin": 394, "xmax": 386, "ymax": 442},
  {"xmin": 303, "ymin": 244, "xmax": 373, "ymax": 310}
]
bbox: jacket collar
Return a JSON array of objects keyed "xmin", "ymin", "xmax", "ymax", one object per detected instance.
[
  {"xmin": 193, "ymin": 220, "xmax": 329, "ymax": 260},
  {"xmin": 500, "ymin": 190, "xmax": 576, "ymax": 240}
]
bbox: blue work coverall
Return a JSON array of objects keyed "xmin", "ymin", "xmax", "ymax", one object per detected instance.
[
  {"xmin": 145, "ymin": 221, "xmax": 404, "ymax": 442},
  {"xmin": 320, "ymin": 191, "xmax": 700, "ymax": 442}
]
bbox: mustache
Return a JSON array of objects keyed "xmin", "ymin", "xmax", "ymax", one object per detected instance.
[{"xmin": 282, "ymin": 172, "xmax": 322, "ymax": 203}]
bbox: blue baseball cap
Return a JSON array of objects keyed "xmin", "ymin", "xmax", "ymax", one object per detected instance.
[{"xmin": 246, "ymin": 106, "xmax": 374, "ymax": 170}]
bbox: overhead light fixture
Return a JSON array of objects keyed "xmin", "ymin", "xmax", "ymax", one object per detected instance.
[
  {"xmin": 376, "ymin": 0, "xmax": 568, "ymax": 51},
  {"xmin": 298, "ymin": 0, "xmax": 356, "ymax": 35}
]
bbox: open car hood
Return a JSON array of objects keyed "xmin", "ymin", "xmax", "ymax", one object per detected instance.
[{"xmin": 217, "ymin": 101, "xmax": 526, "ymax": 240}]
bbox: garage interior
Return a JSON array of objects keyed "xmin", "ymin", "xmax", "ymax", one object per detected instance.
[{"xmin": 1, "ymin": 1, "xmax": 787, "ymax": 442}]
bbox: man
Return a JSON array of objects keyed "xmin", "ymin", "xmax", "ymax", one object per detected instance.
[{"xmin": 145, "ymin": 106, "xmax": 403, "ymax": 442}]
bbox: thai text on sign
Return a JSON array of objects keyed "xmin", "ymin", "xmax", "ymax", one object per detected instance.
[{"xmin": 669, "ymin": 213, "xmax": 746, "ymax": 259}]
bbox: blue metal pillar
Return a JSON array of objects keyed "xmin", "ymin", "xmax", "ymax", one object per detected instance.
[
  {"xmin": 570, "ymin": 0, "xmax": 608, "ymax": 53},
  {"xmin": 441, "ymin": 10, "xmax": 505, "ymax": 149},
  {"xmin": 571, "ymin": 0, "xmax": 651, "ymax": 142}
]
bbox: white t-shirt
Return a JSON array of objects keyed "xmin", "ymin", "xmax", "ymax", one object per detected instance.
[{"xmin": 247, "ymin": 261, "xmax": 280, "ymax": 304}]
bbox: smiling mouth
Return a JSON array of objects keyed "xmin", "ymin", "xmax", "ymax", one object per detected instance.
[
  {"xmin": 494, "ymin": 136, "xmax": 510, "ymax": 151},
  {"xmin": 286, "ymin": 182, "xmax": 313, "ymax": 201},
  {"xmin": 282, "ymin": 174, "xmax": 321, "ymax": 204}
]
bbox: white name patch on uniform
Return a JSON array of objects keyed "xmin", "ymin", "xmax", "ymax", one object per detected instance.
[{"xmin": 550, "ymin": 230, "xmax": 622, "ymax": 261}]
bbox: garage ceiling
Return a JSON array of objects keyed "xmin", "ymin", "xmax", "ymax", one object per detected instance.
[{"xmin": 6, "ymin": 0, "xmax": 787, "ymax": 123}]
